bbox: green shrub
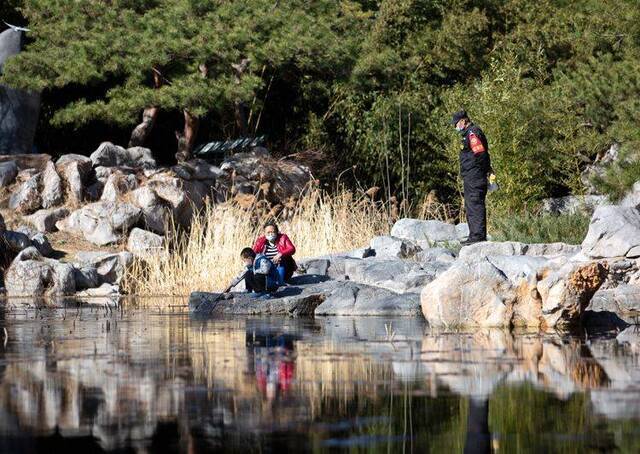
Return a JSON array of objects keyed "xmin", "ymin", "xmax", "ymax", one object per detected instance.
[
  {"xmin": 592, "ymin": 156, "xmax": 640, "ymax": 202},
  {"xmin": 489, "ymin": 211, "xmax": 590, "ymax": 245}
]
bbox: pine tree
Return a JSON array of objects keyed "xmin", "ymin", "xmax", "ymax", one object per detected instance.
[{"xmin": 1, "ymin": 0, "xmax": 363, "ymax": 159}]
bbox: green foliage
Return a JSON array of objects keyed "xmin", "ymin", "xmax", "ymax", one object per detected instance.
[
  {"xmin": 329, "ymin": 0, "xmax": 640, "ymax": 214},
  {"xmin": 2, "ymin": 0, "xmax": 640, "ymax": 214},
  {"xmin": 2, "ymin": 0, "xmax": 364, "ymax": 130},
  {"xmin": 489, "ymin": 211, "xmax": 590, "ymax": 245}
]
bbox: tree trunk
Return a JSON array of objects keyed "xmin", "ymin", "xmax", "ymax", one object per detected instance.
[
  {"xmin": 174, "ymin": 64, "xmax": 208, "ymax": 162},
  {"xmin": 175, "ymin": 109, "xmax": 199, "ymax": 162},
  {"xmin": 128, "ymin": 106, "xmax": 159, "ymax": 147},
  {"xmin": 232, "ymin": 58, "xmax": 251, "ymax": 136},
  {"xmin": 128, "ymin": 69, "xmax": 162, "ymax": 147}
]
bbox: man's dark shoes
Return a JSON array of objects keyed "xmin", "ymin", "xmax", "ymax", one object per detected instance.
[{"xmin": 461, "ymin": 238, "xmax": 485, "ymax": 246}]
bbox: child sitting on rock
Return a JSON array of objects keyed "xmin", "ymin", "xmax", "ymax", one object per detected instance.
[{"xmin": 228, "ymin": 247, "xmax": 280, "ymax": 299}]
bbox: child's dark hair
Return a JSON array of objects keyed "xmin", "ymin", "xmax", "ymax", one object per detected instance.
[
  {"xmin": 264, "ymin": 220, "xmax": 279, "ymax": 232},
  {"xmin": 240, "ymin": 247, "xmax": 256, "ymax": 259}
]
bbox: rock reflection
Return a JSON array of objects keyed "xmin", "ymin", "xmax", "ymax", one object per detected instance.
[
  {"xmin": 419, "ymin": 330, "xmax": 613, "ymax": 400},
  {"xmin": 0, "ymin": 309, "xmax": 638, "ymax": 451}
]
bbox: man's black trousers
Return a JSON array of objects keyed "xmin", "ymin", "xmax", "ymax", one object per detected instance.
[{"xmin": 463, "ymin": 180, "xmax": 487, "ymax": 242}]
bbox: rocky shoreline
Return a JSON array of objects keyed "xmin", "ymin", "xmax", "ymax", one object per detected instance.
[
  {"xmin": 0, "ymin": 143, "xmax": 312, "ymax": 306},
  {"xmin": 192, "ymin": 204, "xmax": 640, "ymax": 330},
  {"xmin": 2, "ymin": 142, "xmax": 640, "ymax": 329}
]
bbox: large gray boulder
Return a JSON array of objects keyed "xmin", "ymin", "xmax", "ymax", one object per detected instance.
[
  {"xmin": 421, "ymin": 254, "xmax": 607, "ymax": 328},
  {"xmin": 56, "ymin": 200, "xmax": 141, "ymax": 245},
  {"xmin": 90, "ymin": 142, "xmax": 156, "ymax": 169},
  {"xmin": 0, "ymin": 28, "xmax": 40, "ymax": 155},
  {"xmin": 4, "ymin": 226, "xmax": 53, "ymax": 257},
  {"xmin": 30, "ymin": 232, "xmax": 53, "ymax": 257},
  {"xmin": 421, "ymin": 258, "xmax": 516, "ymax": 328},
  {"xmin": 40, "ymin": 160, "xmax": 64, "ymax": 208},
  {"xmin": 2, "ymin": 230, "xmax": 32, "ymax": 253},
  {"xmin": 190, "ymin": 277, "xmax": 421, "ymax": 317},
  {"xmin": 173, "ymin": 159, "xmax": 224, "ymax": 181},
  {"xmin": 24, "ymin": 207, "xmax": 69, "ymax": 233},
  {"xmin": 536, "ymin": 261, "xmax": 609, "ymax": 328},
  {"xmin": 9, "ymin": 172, "xmax": 41, "ymax": 214},
  {"xmin": 190, "ymin": 277, "xmax": 331, "ymax": 316},
  {"xmin": 73, "ymin": 265, "xmax": 101, "ymax": 290},
  {"xmin": 343, "ymin": 257, "xmax": 441, "ymax": 294},
  {"xmin": 541, "ymin": 195, "xmax": 608, "ymax": 215},
  {"xmin": 0, "ymin": 160, "xmax": 18, "ymax": 187},
  {"xmin": 75, "ymin": 283, "xmax": 121, "ymax": 306},
  {"xmin": 100, "ymin": 171, "xmax": 138, "ymax": 202},
  {"xmin": 56, "ymin": 154, "xmax": 92, "ymax": 205},
  {"xmin": 620, "ymin": 181, "xmax": 640, "ymax": 209},
  {"xmin": 3, "ymin": 247, "xmax": 75, "ymax": 298},
  {"xmin": 55, "ymin": 154, "xmax": 93, "ymax": 178},
  {"xmin": 585, "ymin": 285, "xmax": 640, "ymax": 326},
  {"xmin": 296, "ymin": 254, "xmax": 353, "ymax": 280},
  {"xmin": 391, "ymin": 218, "xmax": 465, "ymax": 243},
  {"xmin": 129, "ymin": 186, "xmax": 169, "ymax": 234},
  {"xmin": 459, "ymin": 241, "xmax": 580, "ymax": 263},
  {"xmin": 219, "ymin": 149, "xmax": 312, "ymax": 206},
  {"xmin": 315, "ymin": 281, "xmax": 421, "ymax": 316},
  {"xmin": 146, "ymin": 176, "xmax": 193, "ymax": 227},
  {"xmin": 416, "ymin": 247, "xmax": 457, "ymax": 264},
  {"xmin": 582, "ymin": 205, "xmax": 640, "ymax": 258},
  {"xmin": 127, "ymin": 228, "xmax": 164, "ymax": 256},
  {"xmin": 369, "ymin": 235, "xmax": 421, "ymax": 259},
  {"xmin": 73, "ymin": 251, "xmax": 134, "ymax": 284}
]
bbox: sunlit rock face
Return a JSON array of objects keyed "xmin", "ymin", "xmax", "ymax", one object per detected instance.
[
  {"xmin": 0, "ymin": 28, "xmax": 40, "ymax": 155},
  {"xmin": 421, "ymin": 255, "xmax": 607, "ymax": 328}
]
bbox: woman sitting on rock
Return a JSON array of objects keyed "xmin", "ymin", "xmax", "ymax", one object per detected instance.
[{"xmin": 252, "ymin": 221, "xmax": 297, "ymax": 284}]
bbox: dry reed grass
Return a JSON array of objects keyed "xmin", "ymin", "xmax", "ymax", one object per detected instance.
[{"xmin": 124, "ymin": 189, "xmax": 391, "ymax": 296}]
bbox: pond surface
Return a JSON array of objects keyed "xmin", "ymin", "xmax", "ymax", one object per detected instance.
[{"xmin": 0, "ymin": 305, "xmax": 639, "ymax": 453}]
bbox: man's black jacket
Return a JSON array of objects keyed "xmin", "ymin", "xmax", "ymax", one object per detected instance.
[{"xmin": 459, "ymin": 123, "xmax": 491, "ymax": 186}]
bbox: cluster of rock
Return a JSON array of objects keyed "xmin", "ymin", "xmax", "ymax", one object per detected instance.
[
  {"xmin": 0, "ymin": 142, "xmax": 312, "ymax": 304},
  {"xmin": 191, "ymin": 203, "xmax": 640, "ymax": 330},
  {"xmin": 190, "ymin": 218, "xmax": 469, "ymax": 317}
]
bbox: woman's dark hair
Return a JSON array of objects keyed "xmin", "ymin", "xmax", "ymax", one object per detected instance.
[
  {"xmin": 240, "ymin": 247, "xmax": 256, "ymax": 259},
  {"xmin": 263, "ymin": 220, "xmax": 279, "ymax": 232}
]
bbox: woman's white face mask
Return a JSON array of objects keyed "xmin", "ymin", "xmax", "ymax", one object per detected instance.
[{"xmin": 266, "ymin": 233, "xmax": 277, "ymax": 242}]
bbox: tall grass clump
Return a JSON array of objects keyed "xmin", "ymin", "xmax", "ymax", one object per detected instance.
[
  {"xmin": 124, "ymin": 189, "xmax": 390, "ymax": 296},
  {"xmin": 489, "ymin": 211, "xmax": 590, "ymax": 245}
]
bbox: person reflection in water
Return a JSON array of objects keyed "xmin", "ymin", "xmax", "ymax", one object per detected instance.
[{"xmin": 246, "ymin": 329, "xmax": 296, "ymax": 401}]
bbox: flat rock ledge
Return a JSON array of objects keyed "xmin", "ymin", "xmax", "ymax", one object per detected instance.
[{"xmin": 189, "ymin": 275, "xmax": 421, "ymax": 317}]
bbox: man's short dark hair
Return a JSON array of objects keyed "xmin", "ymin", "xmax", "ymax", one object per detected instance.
[{"xmin": 240, "ymin": 247, "xmax": 256, "ymax": 259}]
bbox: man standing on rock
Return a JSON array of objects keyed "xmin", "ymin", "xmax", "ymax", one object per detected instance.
[{"xmin": 451, "ymin": 110, "xmax": 491, "ymax": 245}]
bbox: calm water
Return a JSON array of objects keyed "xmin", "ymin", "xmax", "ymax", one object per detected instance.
[{"xmin": 0, "ymin": 305, "xmax": 639, "ymax": 453}]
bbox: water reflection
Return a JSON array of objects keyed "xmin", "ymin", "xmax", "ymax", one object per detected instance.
[{"xmin": 0, "ymin": 307, "xmax": 638, "ymax": 452}]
